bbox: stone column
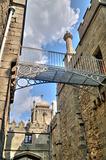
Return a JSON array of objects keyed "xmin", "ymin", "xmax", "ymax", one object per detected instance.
[{"xmin": 64, "ymin": 31, "xmax": 73, "ymax": 54}]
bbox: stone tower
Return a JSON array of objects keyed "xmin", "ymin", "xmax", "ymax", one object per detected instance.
[
  {"xmin": 63, "ymin": 31, "xmax": 75, "ymax": 65},
  {"xmin": 63, "ymin": 31, "xmax": 74, "ymax": 54},
  {"xmin": 30, "ymin": 99, "xmax": 52, "ymax": 133},
  {"xmin": 0, "ymin": 0, "xmax": 26, "ymax": 158}
]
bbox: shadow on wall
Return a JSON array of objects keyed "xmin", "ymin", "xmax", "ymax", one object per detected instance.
[
  {"xmin": 1, "ymin": 65, "xmax": 15, "ymax": 160},
  {"xmin": 5, "ymin": 128, "xmax": 14, "ymax": 159},
  {"xmin": 0, "ymin": 60, "xmax": 17, "ymax": 159}
]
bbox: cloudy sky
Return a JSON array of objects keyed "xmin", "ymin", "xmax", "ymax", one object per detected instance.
[
  {"xmin": 24, "ymin": 0, "xmax": 80, "ymax": 48},
  {"xmin": 10, "ymin": 0, "xmax": 90, "ymax": 122}
]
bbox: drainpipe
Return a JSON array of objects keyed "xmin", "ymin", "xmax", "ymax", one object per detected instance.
[{"xmin": 0, "ymin": 6, "xmax": 15, "ymax": 66}]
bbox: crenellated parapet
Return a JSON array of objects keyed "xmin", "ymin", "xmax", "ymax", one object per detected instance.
[
  {"xmin": 9, "ymin": 120, "xmax": 25, "ymax": 131},
  {"xmin": 78, "ymin": 0, "xmax": 106, "ymax": 41}
]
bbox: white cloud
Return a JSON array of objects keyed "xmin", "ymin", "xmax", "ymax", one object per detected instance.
[
  {"xmin": 20, "ymin": 0, "xmax": 80, "ymax": 64},
  {"xmin": 24, "ymin": 0, "xmax": 80, "ymax": 47},
  {"xmin": 11, "ymin": 89, "xmax": 57, "ymax": 122},
  {"xmin": 20, "ymin": 47, "xmax": 48, "ymax": 64},
  {"xmin": 11, "ymin": 90, "xmax": 49, "ymax": 122},
  {"xmin": 10, "ymin": 87, "xmax": 33, "ymax": 121},
  {"xmin": 12, "ymin": 0, "xmax": 80, "ymax": 122}
]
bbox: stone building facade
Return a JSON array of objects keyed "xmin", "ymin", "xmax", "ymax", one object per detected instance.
[
  {"xmin": 0, "ymin": 0, "xmax": 26, "ymax": 158},
  {"xmin": 0, "ymin": 0, "xmax": 106, "ymax": 159},
  {"xmin": 51, "ymin": 0, "xmax": 106, "ymax": 160},
  {"xmin": 4, "ymin": 99, "xmax": 52, "ymax": 160}
]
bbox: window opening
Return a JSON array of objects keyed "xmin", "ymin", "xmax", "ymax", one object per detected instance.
[
  {"xmin": 24, "ymin": 133, "xmax": 32, "ymax": 144},
  {"xmin": 94, "ymin": 47, "xmax": 105, "ymax": 74}
]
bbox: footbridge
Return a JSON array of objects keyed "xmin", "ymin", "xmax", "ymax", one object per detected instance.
[{"xmin": 16, "ymin": 47, "xmax": 106, "ymax": 89}]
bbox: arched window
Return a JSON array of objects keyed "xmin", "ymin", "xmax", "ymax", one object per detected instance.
[{"xmin": 13, "ymin": 152, "xmax": 41, "ymax": 160}]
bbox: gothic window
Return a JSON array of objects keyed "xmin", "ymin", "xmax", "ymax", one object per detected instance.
[
  {"xmin": 94, "ymin": 47, "xmax": 105, "ymax": 74},
  {"xmin": 35, "ymin": 110, "xmax": 37, "ymax": 120},
  {"xmin": 43, "ymin": 112, "xmax": 47, "ymax": 123},
  {"xmin": 24, "ymin": 133, "xmax": 32, "ymax": 144}
]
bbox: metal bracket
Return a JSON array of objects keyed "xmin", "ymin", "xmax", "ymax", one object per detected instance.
[{"xmin": 16, "ymin": 78, "xmax": 50, "ymax": 90}]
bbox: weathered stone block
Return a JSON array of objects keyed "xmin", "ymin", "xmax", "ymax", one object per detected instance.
[{"xmin": 12, "ymin": 0, "xmax": 26, "ymax": 5}]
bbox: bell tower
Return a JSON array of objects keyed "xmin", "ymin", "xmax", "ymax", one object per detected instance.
[{"xmin": 31, "ymin": 99, "xmax": 52, "ymax": 125}]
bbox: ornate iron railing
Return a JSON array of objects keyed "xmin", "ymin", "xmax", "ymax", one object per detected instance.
[
  {"xmin": 19, "ymin": 46, "xmax": 106, "ymax": 75},
  {"xmin": 16, "ymin": 47, "xmax": 106, "ymax": 88}
]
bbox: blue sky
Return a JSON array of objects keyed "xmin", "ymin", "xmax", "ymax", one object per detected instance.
[
  {"xmin": 10, "ymin": 0, "xmax": 91, "ymax": 122},
  {"xmin": 45, "ymin": 0, "xmax": 91, "ymax": 50}
]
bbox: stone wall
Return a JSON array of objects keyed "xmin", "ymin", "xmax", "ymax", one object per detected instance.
[
  {"xmin": 51, "ymin": 0, "xmax": 106, "ymax": 160},
  {"xmin": 52, "ymin": 86, "xmax": 88, "ymax": 160},
  {"xmin": 51, "ymin": 112, "xmax": 62, "ymax": 160},
  {"xmin": 0, "ymin": 0, "xmax": 26, "ymax": 158},
  {"xmin": 79, "ymin": 86, "xmax": 106, "ymax": 160},
  {"xmin": 0, "ymin": 0, "xmax": 10, "ymax": 45},
  {"xmin": 76, "ymin": 1, "xmax": 106, "ymax": 159}
]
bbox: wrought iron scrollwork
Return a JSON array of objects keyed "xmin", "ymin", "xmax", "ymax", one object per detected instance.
[{"xmin": 16, "ymin": 78, "xmax": 50, "ymax": 90}]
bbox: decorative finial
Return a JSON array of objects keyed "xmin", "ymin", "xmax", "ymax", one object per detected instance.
[
  {"xmin": 41, "ymin": 95, "xmax": 44, "ymax": 99},
  {"xmin": 63, "ymin": 31, "xmax": 73, "ymax": 41},
  {"xmin": 51, "ymin": 102, "xmax": 54, "ymax": 107},
  {"xmin": 33, "ymin": 100, "xmax": 35, "ymax": 105},
  {"xmin": 33, "ymin": 100, "xmax": 36, "ymax": 109}
]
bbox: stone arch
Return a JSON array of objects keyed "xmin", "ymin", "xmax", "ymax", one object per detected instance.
[{"xmin": 13, "ymin": 151, "xmax": 42, "ymax": 160}]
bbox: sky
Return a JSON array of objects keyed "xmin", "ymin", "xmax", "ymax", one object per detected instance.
[{"xmin": 10, "ymin": 0, "xmax": 91, "ymax": 123}]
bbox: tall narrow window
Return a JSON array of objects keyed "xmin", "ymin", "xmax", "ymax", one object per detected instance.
[{"xmin": 24, "ymin": 133, "xmax": 32, "ymax": 144}]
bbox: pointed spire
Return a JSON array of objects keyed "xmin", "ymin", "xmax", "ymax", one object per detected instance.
[
  {"xmin": 33, "ymin": 100, "xmax": 35, "ymax": 108},
  {"xmin": 41, "ymin": 94, "xmax": 44, "ymax": 99}
]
